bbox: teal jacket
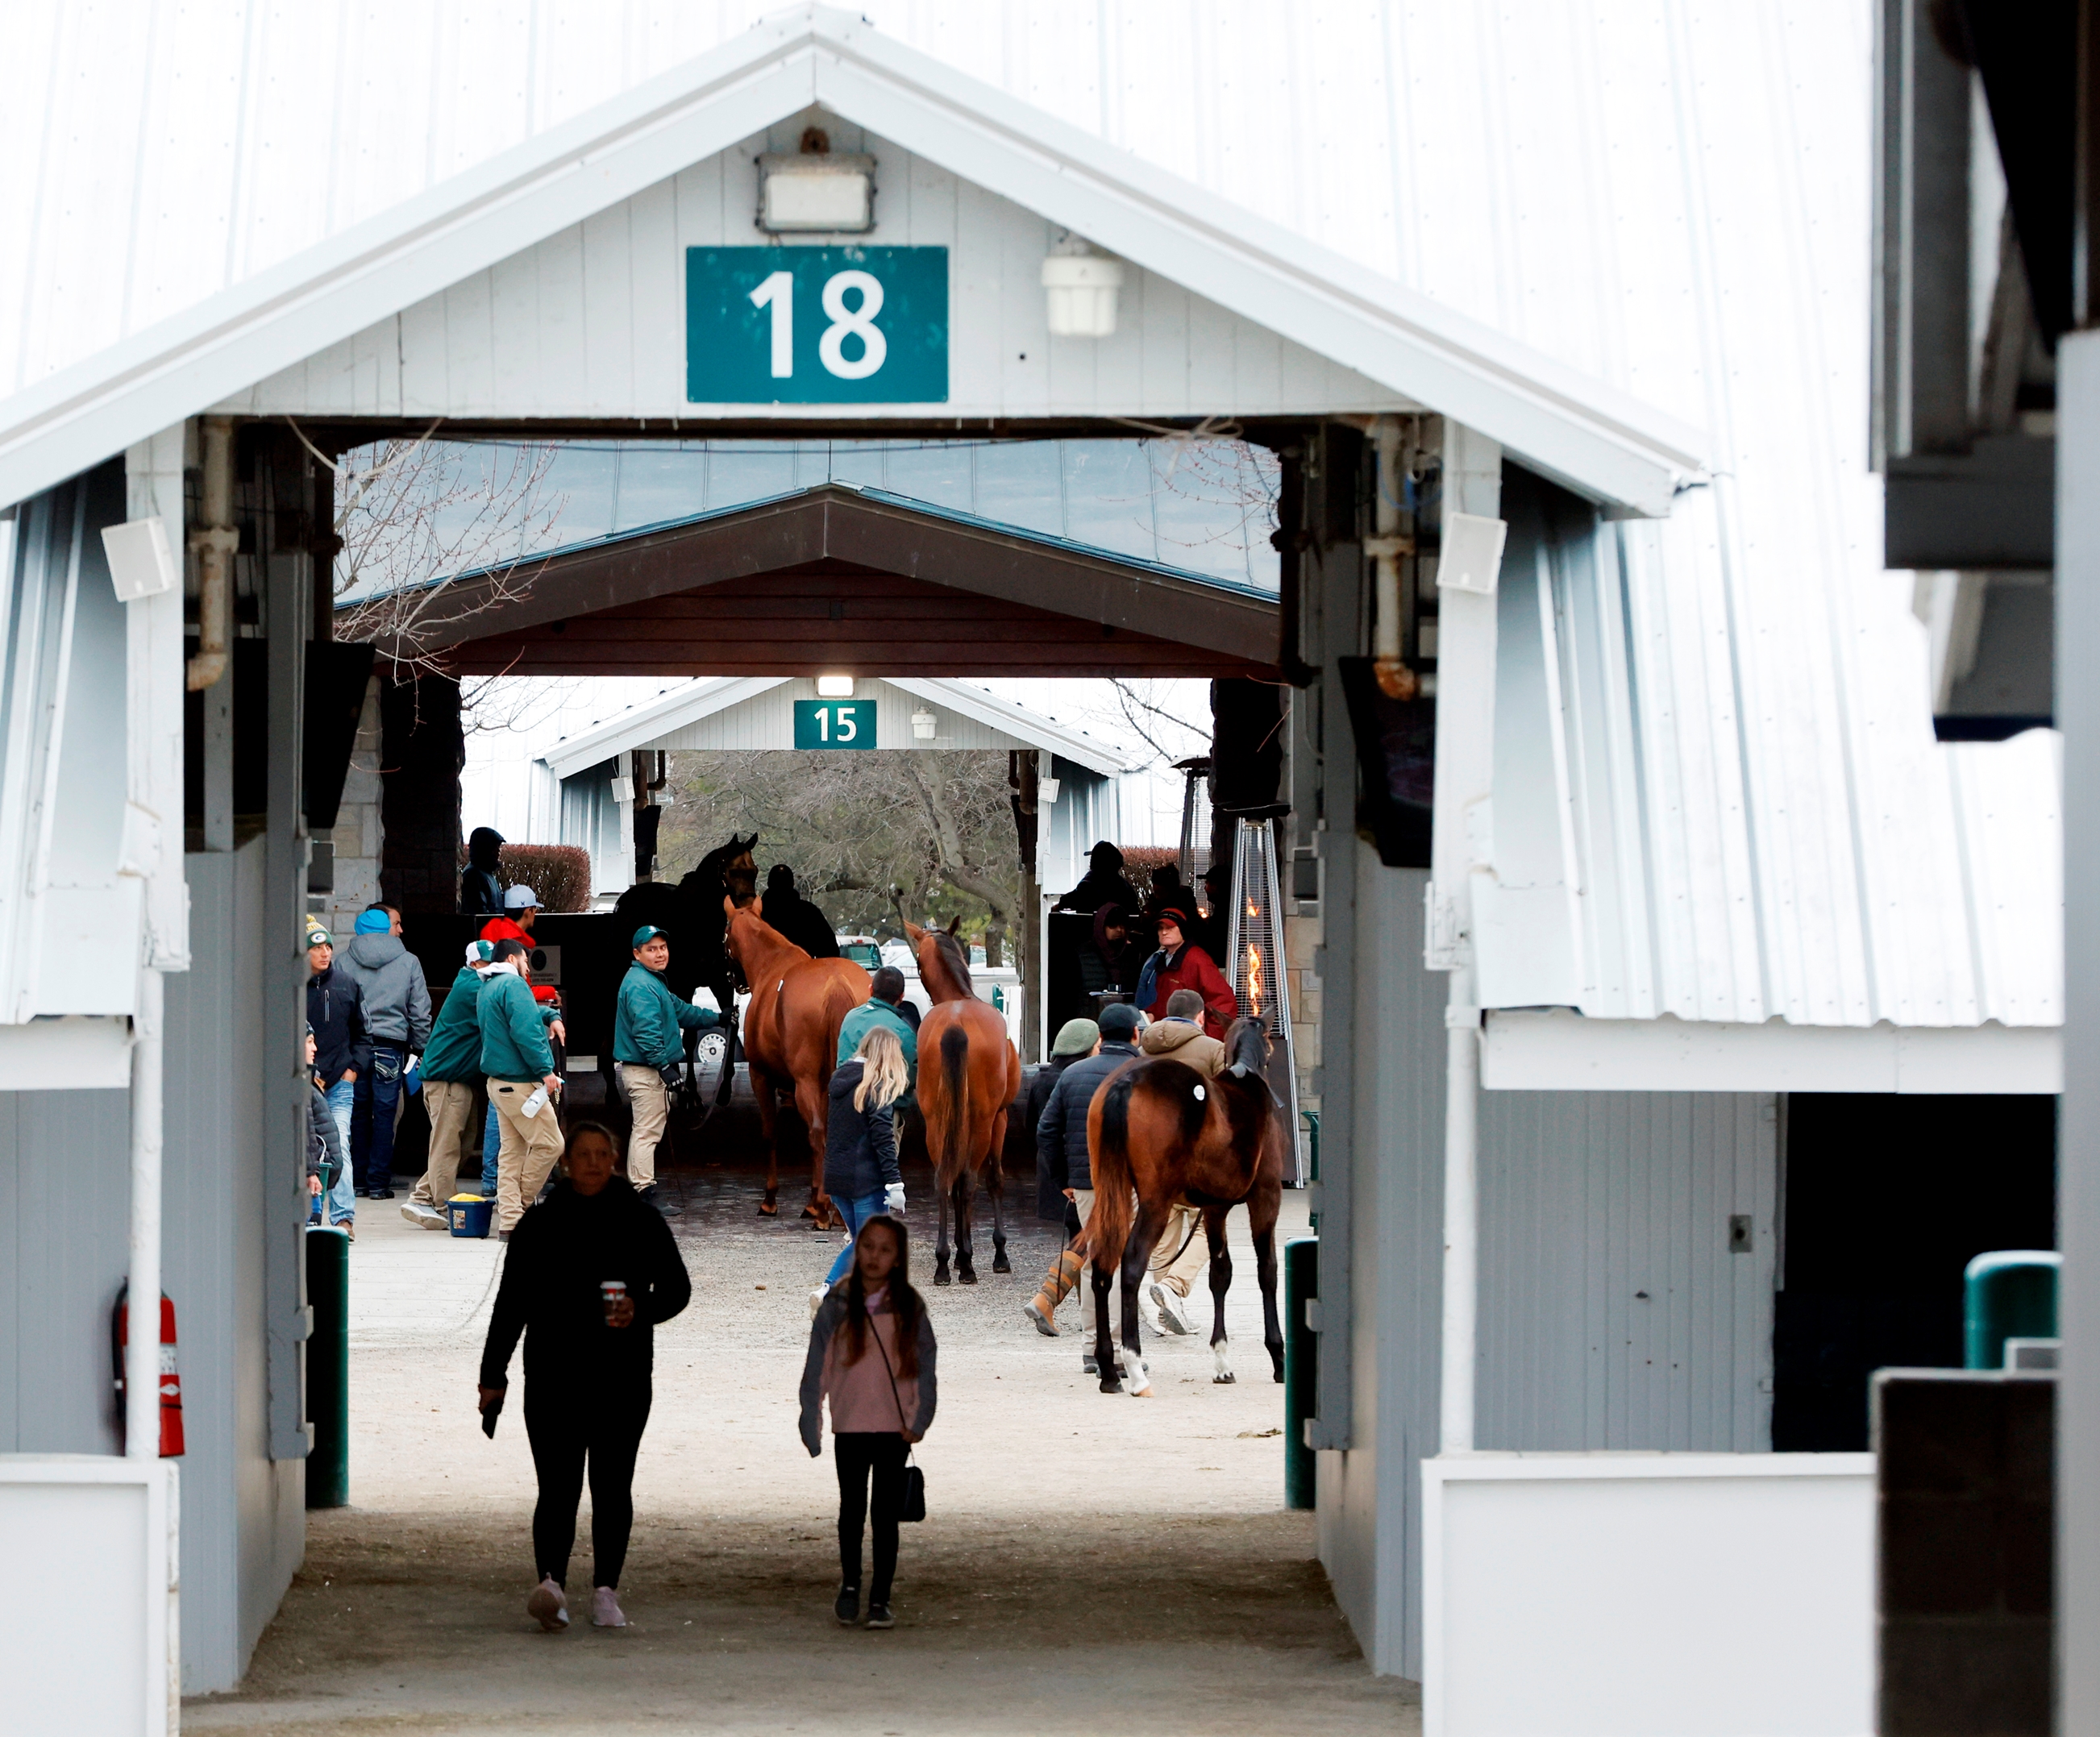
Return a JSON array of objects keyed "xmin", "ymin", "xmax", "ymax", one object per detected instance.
[
  {"xmin": 613, "ymin": 962, "xmax": 720, "ymax": 1068},
  {"xmin": 836, "ymin": 997, "xmax": 917, "ymax": 1085},
  {"xmin": 420, "ymin": 966, "xmax": 489, "ymax": 1083},
  {"xmin": 479, "ymin": 969, "xmax": 555, "ymax": 1081}
]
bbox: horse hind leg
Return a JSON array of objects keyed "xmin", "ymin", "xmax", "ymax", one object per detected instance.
[
  {"xmin": 1119, "ymin": 1203, "xmax": 1158, "ymax": 1398},
  {"xmin": 952, "ymin": 1170, "xmax": 978, "ymax": 1284},
  {"xmin": 933, "ymin": 1165, "xmax": 953, "ymax": 1286},
  {"xmin": 1206, "ymin": 1207, "xmax": 1236, "ymax": 1385},
  {"xmin": 986, "ymin": 1112, "xmax": 1011, "ymax": 1274},
  {"xmin": 1092, "ymin": 1256, "xmax": 1121, "ymax": 1394}
]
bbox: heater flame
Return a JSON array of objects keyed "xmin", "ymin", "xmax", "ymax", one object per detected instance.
[{"xmin": 1242, "ymin": 893, "xmax": 1266, "ymax": 1024}]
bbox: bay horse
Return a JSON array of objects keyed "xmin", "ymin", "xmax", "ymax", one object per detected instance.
[
  {"xmin": 904, "ymin": 920, "xmax": 1023, "ymax": 1286},
  {"xmin": 722, "ymin": 893, "xmax": 870, "ymax": 1220},
  {"xmin": 614, "ymin": 833, "xmax": 759, "ymax": 1011},
  {"xmin": 1081, "ymin": 1016, "xmax": 1286, "ymax": 1397}
]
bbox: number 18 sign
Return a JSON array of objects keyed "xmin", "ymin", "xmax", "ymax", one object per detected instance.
[{"xmin": 686, "ymin": 247, "xmax": 949, "ymax": 404}]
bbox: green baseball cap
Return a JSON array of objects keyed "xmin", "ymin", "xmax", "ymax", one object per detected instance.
[
  {"xmin": 632, "ymin": 925, "xmax": 668, "ymax": 949},
  {"xmin": 1050, "ymin": 1017, "xmax": 1100, "ymax": 1056}
]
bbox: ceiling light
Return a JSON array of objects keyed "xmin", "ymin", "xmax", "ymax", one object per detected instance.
[
  {"xmin": 912, "ymin": 706, "xmax": 938, "ymax": 740},
  {"xmin": 758, "ymin": 128, "xmax": 875, "ymax": 234},
  {"xmin": 816, "ymin": 675, "xmax": 855, "ymax": 698},
  {"xmin": 1042, "ymin": 241, "xmax": 1125, "ymax": 338}
]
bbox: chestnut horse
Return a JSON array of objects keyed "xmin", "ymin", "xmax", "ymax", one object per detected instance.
[
  {"xmin": 1081, "ymin": 1017, "xmax": 1286, "ymax": 1397},
  {"xmin": 904, "ymin": 920, "xmax": 1023, "ymax": 1286},
  {"xmin": 722, "ymin": 895, "xmax": 870, "ymax": 1220}
]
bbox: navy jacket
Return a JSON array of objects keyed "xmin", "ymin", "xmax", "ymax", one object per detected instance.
[
  {"xmin": 824, "ymin": 1058, "xmax": 902, "ymax": 1199},
  {"xmin": 306, "ymin": 965, "xmax": 372, "ymax": 1087},
  {"xmin": 1035, "ymin": 1040, "xmax": 1139, "ymax": 1195}
]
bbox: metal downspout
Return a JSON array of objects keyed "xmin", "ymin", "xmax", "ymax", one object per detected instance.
[{"xmin": 188, "ymin": 417, "xmax": 235, "ymax": 692}]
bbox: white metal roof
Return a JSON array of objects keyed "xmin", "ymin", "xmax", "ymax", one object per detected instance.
[
  {"xmin": 0, "ymin": 3, "xmax": 1703, "ymax": 515},
  {"xmin": 543, "ymin": 675, "xmax": 1133, "ymax": 779}
]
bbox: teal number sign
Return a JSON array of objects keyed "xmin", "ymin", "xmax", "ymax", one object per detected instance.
[
  {"xmin": 793, "ymin": 700, "xmax": 876, "ymax": 750},
  {"xmin": 686, "ymin": 247, "xmax": 948, "ymax": 404}
]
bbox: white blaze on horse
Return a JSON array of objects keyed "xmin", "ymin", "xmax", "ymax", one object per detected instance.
[{"xmin": 1079, "ymin": 1016, "xmax": 1287, "ymax": 1398}]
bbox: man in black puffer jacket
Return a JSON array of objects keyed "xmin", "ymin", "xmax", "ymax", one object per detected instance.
[
  {"xmin": 1025, "ymin": 1002, "xmax": 1141, "ymax": 1348},
  {"xmin": 479, "ymin": 1125, "xmax": 689, "ymax": 1635}
]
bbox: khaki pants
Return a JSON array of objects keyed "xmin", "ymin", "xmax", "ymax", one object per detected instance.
[
  {"xmin": 620, "ymin": 1064, "xmax": 670, "ymax": 1190},
  {"xmin": 1150, "ymin": 1202, "xmax": 1212, "ymax": 1299},
  {"xmin": 410, "ymin": 1080, "xmax": 480, "ymax": 1210},
  {"xmin": 489, "ymin": 1077, "xmax": 565, "ymax": 1233}
]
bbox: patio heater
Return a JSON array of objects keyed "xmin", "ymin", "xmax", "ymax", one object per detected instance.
[
  {"xmin": 1175, "ymin": 756, "xmax": 1213, "ymax": 896},
  {"xmin": 1223, "ymin": 806, "xmax": 1304, "ymax": 1184}
]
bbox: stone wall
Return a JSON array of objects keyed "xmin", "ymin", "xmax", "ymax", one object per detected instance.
[{"xmin": 318, "ymin": 674, "xmax": 383, "ymax": 934}]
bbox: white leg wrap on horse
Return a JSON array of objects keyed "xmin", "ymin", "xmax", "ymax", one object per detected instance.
[
  {"xmin": 1213, "ymin": 1341, "xmax": 1236, "ymax": 1384},
  {"xmin": 1126, "ymin": 1352, "xmax": 1153, "ymax": 1398}
]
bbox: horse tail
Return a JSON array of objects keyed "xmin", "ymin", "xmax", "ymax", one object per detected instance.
[
  {"xmin": 1083, "ymin": 1067, "xmax": 1138, "ymax": 1268},
  {"xmin": 938, "ymin": 1022, "xmax": 971, "ymax": 1188}
]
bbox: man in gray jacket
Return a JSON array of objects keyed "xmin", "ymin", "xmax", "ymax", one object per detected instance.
[{"xmin": 340, "ymin": 904, "xmax": 433, "ymax": 1199}]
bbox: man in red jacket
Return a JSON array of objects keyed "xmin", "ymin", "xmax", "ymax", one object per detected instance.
[
  {"xmin": 480, "ymin": 883, "xmax": 560, "ymax": 1007},
  {"xmin": 1137, "ymin": 905, "xmax": 1239, "ymax": 1040}
]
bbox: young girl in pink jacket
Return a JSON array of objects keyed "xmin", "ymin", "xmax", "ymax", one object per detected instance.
[{"xmin": 798, "ymin": 1215, "xmax": 938, "ymax": 1630}]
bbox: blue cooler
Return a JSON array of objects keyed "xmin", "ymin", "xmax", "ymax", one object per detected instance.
[{"xmin": 447, "ymin": 1193, "xmax": 494, "ymax": 1239}]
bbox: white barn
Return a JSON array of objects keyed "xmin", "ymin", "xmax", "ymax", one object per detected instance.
[{"xmin": 0, "ymin": 6, "xmax": 2060, "ymax": 1732}]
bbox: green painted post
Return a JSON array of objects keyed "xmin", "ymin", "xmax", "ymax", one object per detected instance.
[
  {"xmin": 1963, "ymin": 1250, "xmax": 2060, "ymax": 1369},
  {"xmin": 1283, "ymin": 1236, "xmax": 1318, "ymax": 1510},
  {"xmin": 305, "ymin": 1225, "xmax": 350, "ymax": 1507}
]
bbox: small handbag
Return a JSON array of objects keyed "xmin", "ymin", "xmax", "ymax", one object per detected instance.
[{"xmin": 871, "ymin": 1319, "xmax": 928, "ymax": 1523}]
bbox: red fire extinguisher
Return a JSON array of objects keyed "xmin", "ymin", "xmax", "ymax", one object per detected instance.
[{"xmin": 112, "ymin": 1284, "xmax": 185, "ymax": 1458}]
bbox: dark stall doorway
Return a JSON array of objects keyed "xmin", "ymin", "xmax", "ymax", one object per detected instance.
[{"xmin": 1771, "ymin": 1092, "xmax": 2056, "ymax": 1450}]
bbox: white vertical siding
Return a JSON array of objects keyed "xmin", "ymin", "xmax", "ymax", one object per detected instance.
[
  {"xmin": 213, "ymin": 118, "xmax": 1403, "ymax": 423},
  {"xmin": 0, "ymin": 1087, "xmax": 130, "ymax": 1452},
  {"xmin": 1475, "ymin": 1091, "xmax": 1778, "ymax": 1453},
  {"xmin": 164, "ymin": 841, "xmax": 302, "ymax": 1693}
]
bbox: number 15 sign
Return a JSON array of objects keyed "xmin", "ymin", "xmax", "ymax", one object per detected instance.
[{"xmin": 686, "ymin": 247, "xmax": 948, "ymax": 404}]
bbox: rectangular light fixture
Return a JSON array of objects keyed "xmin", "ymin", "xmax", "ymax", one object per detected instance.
[
  {"xmin": 100, "ymin": 517, "xmax": 178, "ymax": 601},
  {"xmin": 758, "ymin": 152, "xmax": 875, "ymax": 233},
  {"xmin": 816, "ymin": 675, "xmax": 855, "ymax": 697}
]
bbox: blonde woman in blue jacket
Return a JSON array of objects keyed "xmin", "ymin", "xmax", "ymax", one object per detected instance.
[{"xmin": 613, "ymin": 925, "xmax": 722, "ymax": 1217}]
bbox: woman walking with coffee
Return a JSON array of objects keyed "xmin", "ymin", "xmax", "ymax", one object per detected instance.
[
  {"xmin": 479, "ymin": 1122, "xmax": 689, "ymax": 1633},
  {"xmin": 799, "ymin": 1214, "xmax": 937, "ymax": 1629}
]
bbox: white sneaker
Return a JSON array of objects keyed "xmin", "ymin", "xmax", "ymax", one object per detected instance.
[
  {"xmin": 526, "ymin": 1577, "xmax": 569, "ymax": 1631},
  {"xmin": 592, "ymin": 1585, "xmax": 626, "ymax": 1628},
  {"xmin": 401, "ymin": 1201, "xmax": 447, "ymax": 1231},
  {"xmin": 809, "ymin": 1283, "xmax": 829, "ymax": 1319},
  {"xmin": 1149, "ymin": 1279, "xmax": 1196, "ymax": 1335}
]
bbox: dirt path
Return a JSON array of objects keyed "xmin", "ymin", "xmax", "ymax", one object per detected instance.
[{"xmin": 185, "ymin": 1166, "xmax": 1419, "ymax": 1735}]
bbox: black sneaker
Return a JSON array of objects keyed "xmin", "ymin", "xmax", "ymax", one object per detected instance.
[
  {"xmin": 369, "ymin": 1187, "xmax": 395, "ymax": 1200},
  {"xmin": 834, "ymin": 1585, "xmax": 860, "ymax": 1626},
  {"xmin": 864, "ymin": 1602, "xmax": 894, "ymax": 1630},
  {"xmin": 640, "ymin": 1186, "xmax": 683, "ymax": 1218}
]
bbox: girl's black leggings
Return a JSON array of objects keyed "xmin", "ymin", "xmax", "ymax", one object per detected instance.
[
  {"xmin": 524, "ymin": 1376, "xmax": 651, "ymax": 1589},
  {"xmin": 834, "ymin": 1431, "xmax": 909, "ymax": 1602}
]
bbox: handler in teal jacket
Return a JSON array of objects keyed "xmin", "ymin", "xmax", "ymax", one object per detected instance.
[
  {"xmin": 836, "ymin": 965, "xmax": 918, "ymax": 1089},
  {"xmin": 480, "ymin": 939, "xmax": 564, "ymax": 1236},
  {"xmin": 613, "ymin": 925, "xmax": 721, "ymax": 1215}
]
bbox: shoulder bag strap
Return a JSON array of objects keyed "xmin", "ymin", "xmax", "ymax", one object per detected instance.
[{"xmin": 870, "ymin": 1310, "xmax": 915, "ymax": 1444}]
